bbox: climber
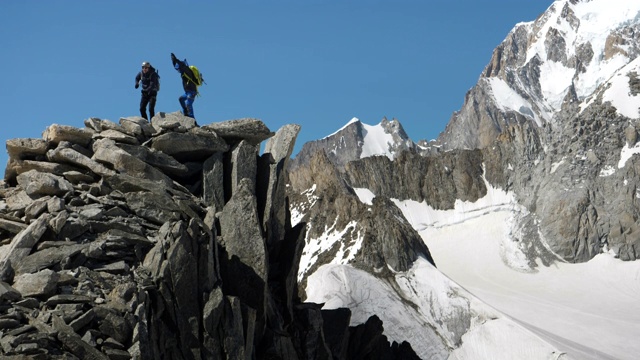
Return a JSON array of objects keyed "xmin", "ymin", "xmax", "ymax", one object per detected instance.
[
  {"xmin": 134, "ymin": 61, "xmax": 160, "ymax": 120},
  {"xmin": 171, "ymin": 52, "xmax": 198, "ymax": 119}
]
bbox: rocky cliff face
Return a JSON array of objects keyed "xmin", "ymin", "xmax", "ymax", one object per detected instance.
[
  {"xmin": 423, "ymin": 0, "xmax": 640, "ymax": 262},
  {"xmin": 0, "ymin": 112, "xmax": 419, "ymax": 359}
]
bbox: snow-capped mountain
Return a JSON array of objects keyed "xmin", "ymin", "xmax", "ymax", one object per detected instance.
[
  {"xmin": 288, "ymin": 0, "xmax": 640, "ymax": 359},
  {"xmin": 291, "ymin": 117, "xmax": 416, "ymax": 171},
  {"xmin": 436, "ymin": 0, "xmax": 640, "ymax": 151}
]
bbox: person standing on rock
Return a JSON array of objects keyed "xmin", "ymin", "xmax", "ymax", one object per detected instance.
[
  {"xmin": 134, "ymin": 61, "xmax": 160, "ymax": 120},
  {"xmin": 171, "ymin": 53, "xmax": 198, "ymax": 119}
]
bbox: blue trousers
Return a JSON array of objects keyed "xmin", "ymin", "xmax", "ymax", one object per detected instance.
[{"xmin": 179, "ymin": 91, "xmax": 196, "ymax": 118}]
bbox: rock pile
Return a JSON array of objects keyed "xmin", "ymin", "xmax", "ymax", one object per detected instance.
[{"xmin": 0, "ymin": 112, "xmax": 419, "ymax": 359}]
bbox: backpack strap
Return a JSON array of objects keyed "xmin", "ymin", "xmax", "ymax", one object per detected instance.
[{"xmin": 181, "ymin": 73, "xmax": 201, "ymax": 97}]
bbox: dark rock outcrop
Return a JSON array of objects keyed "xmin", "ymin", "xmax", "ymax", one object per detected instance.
[{"xmin": 1, "ymin": 112, "xmax": 421, "ymax": 359}]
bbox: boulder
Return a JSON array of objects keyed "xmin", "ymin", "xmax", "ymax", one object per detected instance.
[
  {"xmin": 203, "ymin": 118, "xmax": 274, "ymax": 146},
  {"xmin": 42, "ymin": 124, "xmax": 93, "ymax": 148},
  {"xmin": 120, "ymin": 116, "xmax": 157, "ymax": 138},
  {"xmin": 151, "ymin": 111, "xmax": 197, "ymax": 132},
  {"xmin": 47, "ymin": 145, "xmax": 116, "ymax": 178},
  {"xmin": 16, "ymin": 170, "xmax": 74, "ymax": 198},
  {"xmin": 149, "ymin": 130, "xmax": 229, "ymax": 161},
  {"xmin": 261, "ymin": 124, "xmax": 301, "ymax": 245},
  {"xmin": 12, "ymin": 269, "xmax": 59, "ymax": 297},
  {"xmin": 5, "ymin": 138, "xmax": 49, "ymax": 160},
  {"xmin": 92, "ymin": 138, "xmax": 173, "ymax": 187},
  {"xmin": 117, "ymin": 143, "xmax": 189, "ymax": 177}
]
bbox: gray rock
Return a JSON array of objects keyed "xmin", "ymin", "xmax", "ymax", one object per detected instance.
[
  {"xmin": 75, "ymin": 203, "xmax": 105, "ymax": 220},
  {"xmin": 103, "ymin": 348, "xmax": 132, "ymax": 360},
  {"xmin": 14, "ymin": 243, "xmax": 86, "ymax": 275},
  {"xmin": 46, "ymin": 294, "xmax": 93, "ymax": 307},
  {"xmin": 0, "ymin": 281, "xmax": 21, "ymax": 302},
  {"xmin": 92, "ymin": 260, "xmax": 130, "ymax": 274},
  {"xmin": 12, "ymin": 269, "xmax": 59, "ymax": 297},
  {"xmin": 47, "ymin": 146, "xmax": 116, "ymax": 178},
  {"xmin": 202, "ymin": 153, "xmax": 225, "ymax": 211},
  {"xmin": 93, "ymin": 129, "xmax": 139, "ymax": 145},
  {"xmin": 203, "ymin": 118, "xmax": 274, "ymax": 146},
  {"xmin": 6, "ymin": 138, "xmax": 49, "ymax": 160},
  {"xmin": 98, "ymin": 229, "xmax": 154, "ymax": 247},
  {"xmin": 42, "ymin": 124, "xmax": 94, "ymax": 148},
  {"xmin": 2, "ymin": 187, "xmax": 34, "ymax": 214},
  {"xmin": 151, "ymin": 111, "xmax": 197, "ymax": 132},
  {"xmin": 120, "ymin": 116, "xmax": 156, "ymax": 138},
  {"xmin": 262, "ymin": 124, "xmax": 301, "ymax": 245},
  {"xmin": 165, "ymin": 221, "xmax": 201, "ymax": 356},
  {"xmin": 102, "ymin": 173, "xmax": 172, "ymax": 194},
  {"xmin": 222, "ymin": 296, "xmax": 246, "ymax": 359},
  {"xmin": 24, "ymin": 197, "xmax": 49, "ymax": 222},
  {"xmin": 0, "ymin": 218, "xmax": 27, "ymax": 234},
  {"xmin": 625, "ymin": 124, "xmax": 638, "ymax": 145},
  {"xmin": 0, "ymin": 110, "xmax": 419, "ymax": 358},
  {"xmin": 16, "ymin": 170, "xmax": 74, "ymax": 198},
  {"xmin": 84, "ymin": 117, "xmax": 122, "ymax": 133},
  {"xmin": 46, "ymin": 196, "xmax": 65, "ymax": 213},
  {"xmin": 84, "ymin": 117, "xmax": 103, "ymax": 132},
  {"xmin": 219, "ymin": 178, "xmax": 267, "ymax": 317},
  {"xmin": 116, "ymin": 143, "xmax": 189, "ymax": 177},
  {"xmin": 52, "ymin": 315, "xmax": 109, "ymax": 360},
  {"xmin": 6, "ymin": 159, "xmax": 81, "ymax": 183},
  {"xmin": 92, "ymin": 138, "xmax": 173, "ymax": 187},
  {"xmin": 230, "ymin": 140, "xmax": 257, "ymax": 195},
  {"xmin": 123, "ymin": 191, "xmax": 181, "ymax": 224},
  {"xmin": 0, "ymin": 215, "xmax": 50, "ymax": 278},
  {"xmin": 69, "ymin": 308, "xmax": 96, "ymax": 333},
  {"xmin": 48, "ymin": 210, "xmax": 69, "ymax": 234},
  {"xmin": 149, "ymin": 130, "xmax": 229, "ymax": 161},
  {"xmin": 58, "ymin": 216, "xmax": 90, "ymax": 241}
]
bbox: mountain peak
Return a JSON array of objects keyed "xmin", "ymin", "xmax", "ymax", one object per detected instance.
[
  {"xmin": 292, "ymin": 117, "xmax": 416, "ymax": 171},
  {"xmin": 436, "ymin": 0, "xmax": 640, "ymax": 151}
]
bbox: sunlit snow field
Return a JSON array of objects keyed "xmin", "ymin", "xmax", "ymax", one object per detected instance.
[
  {"xmin": 306, "ymin": 179, "xmax": 640, "ymax": 359},
  {"xmin": 397, "ymin": 184, "xmax": 640, "ymax": 360}
]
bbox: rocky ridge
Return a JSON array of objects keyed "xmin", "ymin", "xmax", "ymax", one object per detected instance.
[{"xmin": 0, "ymin": 112, "xmax": 419, "ymax": 359}]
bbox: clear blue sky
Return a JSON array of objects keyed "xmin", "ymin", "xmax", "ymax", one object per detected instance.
[{"xmin": 0, "ymin": 1, "xmax": 551, "ymax": 176}]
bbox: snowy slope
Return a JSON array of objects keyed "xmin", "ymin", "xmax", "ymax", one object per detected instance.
[
  {"xmin": 306, "ymin": 259, "xmax": 568, "ymax": 360},
  {"xmin": 391, "ymin": 178, "xmax": 640, "ymax": 360},
  {"xmin": 304, "ymin": 172, "xmax": 640, "ymax": 359}
]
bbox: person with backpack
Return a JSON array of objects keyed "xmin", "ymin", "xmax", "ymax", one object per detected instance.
[
  {"xmin": 171, "ymin": 52, "xmax": 203, "ymax": 119},
  {"xmin": 134, "ymin": 61, "xmax": 160, "ymax": 120}
]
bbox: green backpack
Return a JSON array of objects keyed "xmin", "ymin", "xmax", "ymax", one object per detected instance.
[
  {"xmin": 188, "ymin": 65, "xmax": 203, "ymax": 86},
  {"xmin": 183, "ymin": 64, "xmax": 205, "ymax": 93}
]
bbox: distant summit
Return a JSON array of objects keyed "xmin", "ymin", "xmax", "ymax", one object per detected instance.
[{"xmin": 292, "ymin": 117, "xmax": 416, "ymax": 171}]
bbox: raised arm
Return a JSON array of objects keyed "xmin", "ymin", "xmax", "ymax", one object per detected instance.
[{"xmin": 171, "ymin": 53, "xmax": 188, "ymax": 74}]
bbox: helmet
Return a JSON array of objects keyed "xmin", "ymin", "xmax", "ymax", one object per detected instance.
[{"xmin": 142, "ymin": 61, "xmax": 151, "ymax": 68}]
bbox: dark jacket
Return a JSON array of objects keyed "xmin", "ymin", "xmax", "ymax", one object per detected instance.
[
  {"xmin": 135, "ymin": 66, "xmax": 159, "ymax": 94},
  {"xmin": 171, "ymin": 54, "xmax": 198, "ymax": 93}
]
